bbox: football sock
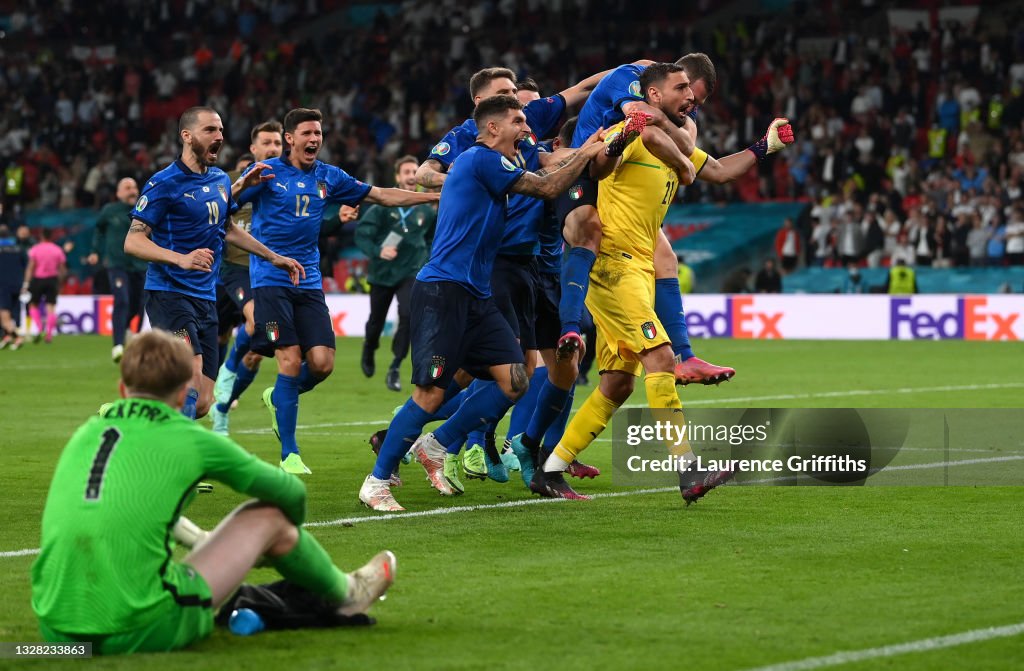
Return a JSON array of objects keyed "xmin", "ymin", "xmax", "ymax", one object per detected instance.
[
  {"xmin": 543, "ymin": 386, "xmax": 575, "ymax": 448},
  {"xmin": 372, "ymin": 398, "xmax": 433, "ymax": 480},
  {"xmin": 272, "ymin": 529, "xmax": 348, "ymax": 604},
  {"xmin": 296, "ymin": 361, "xmax": 326, "ymax": 394},
  {"xmin": 274, "ymin": 373, "xmax": 300, "ymax": 457},
  {"xmin": 225, "ymin": 325, "xmax": 251, "ymax": 373},
  {"xmin": 524, "ymin": 377, "xmax": 572, "ymax": 450},
  {"xmin": 217, "ymin": 360, "xmax": 258, "ymax": 414},
  {"xmin": 559, "ymin": 247, "xmax": 596, "ymax": 336},
  {"xmin": 644, "ymin": 370, "xmax": 694, "ymax": 459},
  {"xmin": 181, "ymin": 387, "xmax": 199, "ymax": 420},
  {"xmin": 551, "ymin": 388, "xmax": 619, "ymax": 465},
  {"xmin": 654, "ymin": 278, "xmax": 695, "ymax": 361},
  {"xmin": 508, "ymin": 367, "xmax": 547, "ymax": 438},
  {"xmin": 45, "ymin": 311, "xmax": 56, "ymax": 339},
  {"xmin": 29, "ymin": 306, "xmax": 41, "ymax": 333},
  {"xmin": 435, "ymin": 382, "xmax": 513, "ymax": 453}
]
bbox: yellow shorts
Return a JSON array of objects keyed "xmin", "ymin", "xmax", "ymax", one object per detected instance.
[{"xmin": 586, "ymin": 254, "xmax": 669, "ymax": 377}]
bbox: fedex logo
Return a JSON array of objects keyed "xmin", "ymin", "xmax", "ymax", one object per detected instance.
[
  {"xmin": 890, "ymin": 297, "xmax": 1019, "ymax": 340},
  {"xmin": 686, "ymin": 297, "xmax": 784, "ymax": 339},
  {"xmin": 57, "ymin": 296, "xmax": 144, "ymax": 335}
]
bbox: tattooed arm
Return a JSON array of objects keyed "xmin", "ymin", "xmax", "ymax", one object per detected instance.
[{"xmin": 124, "ymin": 220, "xmax": 215, "ymax": 272}]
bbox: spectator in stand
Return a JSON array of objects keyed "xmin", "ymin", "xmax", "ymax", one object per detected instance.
[
  {"xmin": 754, "ymin": 258, "xmax": 782, "ymax": 294},
  {"xmin": 967, "ymin": 217, "xmax": 990, "ymax": 267},
  {"xmin": 840, "ymin": 263, "xmax": 866, "ymax": 294},
  {"xmin": 836, "ymin": 213, "xmax": 864, "ymax": 266},
  {"xmin": 722, "ymin": 267, "xmax": 752, "ymax": 294},
  {"xmin": 1006, "ymin": 206, "xmax": 1024, "ymax": 266},
  {"xmin": 774, "ymin": 217, "xmax": 800, "ymax": 274},
  {"xmin": 986, "ymin": 215, "xmax": 1006, "ymax": 266},
  {"xmin": 862, "ymin": 203, "xmax": 885, "ymax": 268},
  {"xmin": 910, "ymin": 215, "xmax": 936, "ymax": 267}
]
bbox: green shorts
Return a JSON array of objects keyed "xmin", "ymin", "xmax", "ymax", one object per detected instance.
[{"xmin": 39, "ymin": 563, "xmax": 215, "ymax": 655}]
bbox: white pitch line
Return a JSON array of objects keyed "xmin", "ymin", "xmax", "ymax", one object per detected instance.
[
  {"xmin": 736, "ymin": 621, "xmax": 1024, "ymax": 671},
  {"xmin": 3, "ymin": 454, "xmax": 1022, "ymax": 558}
]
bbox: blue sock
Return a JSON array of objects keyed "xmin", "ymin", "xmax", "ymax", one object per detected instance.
[
  {"xmin": 181, "ymin": 387, "xmax": 199, "ymax": 420},
  {"xmin": 559, "ymin": 247, "xmax": 597, "ymax": 336},
  {"xmin": 296, "ymin": 361, "xmax": 326, "ymax": 394},
  {"xmin": 525, "ymin": 378, "xmax": 572, "ymax": 446},
  {"xmin": 372, "ymin": 398, "xmax": 433, "ymax": 479},
  {"xmin": 226, "ymin": 326, "xmax": 251, "ymax": 373},
  {"xmin": 542, "ymin": 386, "xmax": 575, "ymax": 448},
  {"xmin": 654, "ymin": 277, "xmax": 694, "ymax": 361},
  {"xmin": 508, "ymin": 367, "xmax": 547, "ymax": 438},
  {"xmin": 274, "ymin": 373, "xmax": 300, "ymax": 458},
  {"xmin": 217, "ymin": 361, "xmax": 258, "ymax": 413},
  {"xmin": 434, "ymin": 382, "xmax": 514, "ymax": 452}
]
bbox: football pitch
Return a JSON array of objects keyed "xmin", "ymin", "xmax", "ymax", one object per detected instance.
[{"xmin": 1, "ymin": 336, "xmax": 1022, "ymax": 670}]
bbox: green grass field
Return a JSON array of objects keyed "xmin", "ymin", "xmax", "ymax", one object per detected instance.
[{"xmin": 2, "ymin": 336, "xmax": 1023, "ymax": 670}]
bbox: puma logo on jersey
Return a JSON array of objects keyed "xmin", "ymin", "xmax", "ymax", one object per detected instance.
[
  {"xmin": 184, "ymin": 192, "xmax": 196, "ymax": 200},
  {"xmin": 276, "ymin": 181, "xmax": 288, "ymax": 190},
  {"xmin": 568, "ymin": 282, "xmax": 584, "ymax": 290}
]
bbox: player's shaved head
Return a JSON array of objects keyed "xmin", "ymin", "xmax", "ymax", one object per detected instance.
[
  {"xmin": 116, "ymin": 178, "xmax": 139, "ymax": 204},
  {"xmin": 676, "ymin": 53, "xmax": 716, "ymax": 96},
  {"xmin": 283, "ymin": 108, "xmax": 323, "ymax": 135},
  {"xmin": 179, "ymin": 106, "xmax": 219, "ymax": 134},
  {"xmin": 473, "ymin": 95, "xmax": 523, "ymax": 127},
  {"xmin": 470, "ymin": 67, "xmax": 517, "ymax": 101},
  {"xmin": 120, "ymin": 330, "xmax": 193, "ymax": 402}
]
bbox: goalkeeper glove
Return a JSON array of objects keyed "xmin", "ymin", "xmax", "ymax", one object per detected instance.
[{"xmin": 747, "ymin": 118, "xmax": 795, "ymax": 160}]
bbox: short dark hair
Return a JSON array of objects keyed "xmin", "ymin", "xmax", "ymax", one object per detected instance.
[
  {"xmin": 558, "ymin": 116, "xmax": 578, "ymax": 147},
  {"xmin": 394, "ymin": 154, "xmax": 418, "ymax": 173},
  {"xmin": 283, "ymin": 108, "xmax": 323, "ymax": 135},
  {"xmin": 639, "ymin": 62, "xmax": 686, "ymax": 96},
  {"xmin": 251, "ymin": 120, "xmax": 283, "ymax": 143},
  {"xmin": 472, "ymin": 95, "xmax": 523, "ymax": 128},
  {"xmin": 178, "ymin": 106, "xmax": 219, "ymax": 134},
  {"xmin": 675, "ymin": 53, "xmax": 716, "ymax": 96},
  {"xmin": 516, "ymin": 77, "xmax": 539, "ymax": 93},
  {"xmin": 469, "ymin": 67, "xmax": 516, "ymax": 100},
  {"xmin": 236, "ymin": 152, "xmax": 255, "ymax": 164}
]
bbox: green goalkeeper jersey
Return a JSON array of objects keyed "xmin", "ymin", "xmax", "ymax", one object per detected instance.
[{"xmin": 31, "ymin": 398, "xmax": 306, "ymax": 634}]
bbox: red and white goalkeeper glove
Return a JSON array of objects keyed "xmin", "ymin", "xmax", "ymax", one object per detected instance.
[{"xmin": 747, "ymin": 118, "xmax": 795, "ymax": 160}]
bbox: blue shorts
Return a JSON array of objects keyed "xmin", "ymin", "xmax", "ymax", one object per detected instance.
[
  {"xmin": 534, "ymin": 271, "xmax": 561, "ymax": 350},
  {"xmin": 555, "ymin": 171, "xmax": 598, "ymax": 225},
  {"xmin": 410, "ymin": 280, "xmax": 524, "ymax": 388},
  {"xmin": 215, "ymin": 282, "xmax": 244, "ymax": 337},
  {"xmin": 0, "ymin": 284, "xmax": 20, "ymax": 317},
  {"xmin": 251, "ymin": 286, "xmax": 335, "ymax": 357},
  {"xmin": 145, "ymin": 290, "xmax": 219, "ymax": 380},
  {"xmin": 220, "ymin": 263, "xmax": 252, "ymax": 310},
  {"xmin": 492, "ymin": 254, "xmax": 538, "ymax": 352}
]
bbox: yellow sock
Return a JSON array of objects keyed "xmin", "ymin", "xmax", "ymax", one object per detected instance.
[
  {"xmin": 645, "ymin": 371, "xmax": 694, "ymax": 460},
  {"xmin": 553, "ymin": 388, "xmax": 620, "ymax": 463}
]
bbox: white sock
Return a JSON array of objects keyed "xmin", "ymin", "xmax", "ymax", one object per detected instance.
[
  {"xmin": 172, "ymin": 516, "xmax": 209, "ymax": 549},
  {"xmin": 543, "ymin": 452, "xmax": 571, "ymax": 472}
]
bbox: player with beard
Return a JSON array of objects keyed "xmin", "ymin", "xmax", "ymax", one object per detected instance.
[
  {"xmin": 236, "ymin": 108, "xmax": 439, "ymax": 475},
  {"xmin": 210, "ymin": 121, "xmax": 285, "ymax": 435},
  {"xmin": 126, "ymin": 107, "xmax": 304, "ymax": 423}
]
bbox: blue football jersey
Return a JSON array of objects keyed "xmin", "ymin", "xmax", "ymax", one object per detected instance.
[
  {"xmin": 131, "ymin": 160, "xmax": 236, "ymax": 301},
  {"xmin": 237, "ymin": 156, "xmax": 371, "ymax": 290},
  {"xmin": 427, "ymin": 95, "xmax": 566, "ymax": 255},
  {"xmin": 417, "ymin": 144, "xmax": 525, "ymax": 298},
  {"xmin": 571, "ymin": 63, "xmax": 646, "ymax": 148}
]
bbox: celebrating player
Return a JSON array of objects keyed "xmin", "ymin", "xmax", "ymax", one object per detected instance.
[
  {"xmin": 359, "ymin": 95, "xmax": 609, "ymax": 511},
  {"xmin": 31, "ymin": 330, "xmax": 396, "ymax": 655},
  {"xmin": 210, "ymin": 121, "xmax": 286, "ymax": 435},
  {"xmin": 125, "ymin": 106, "xmax": 303, "ymax": 421},
  {"xmin": 0, "ymin": 224, "xmax": 27, "ymax": 350},
  {"xmin": 89, "ymin": 178, "xmax": 148, "ymax": 363},
  {"xmin": 235, "ymin": 107, "xmax": 439, "ymax": 475}
]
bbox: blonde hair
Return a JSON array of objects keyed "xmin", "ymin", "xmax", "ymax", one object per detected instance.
[{"xmin": 121, "ymin": 330, "xmax": 193, "ymax": 400}]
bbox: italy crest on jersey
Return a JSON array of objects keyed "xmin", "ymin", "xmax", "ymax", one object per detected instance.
[
  {"xmin": 429, "ymin": 356, "xmax": 445, "ymax": 379},
  {"xmin": 218, "ymin": 184, "xmax": 228, "ymax": 203},
  {"xmin": 641, "ymin": 321, "xmax": 658, "ymax": 339},
  {"xmin": 317, "ymin": 181, "xmax": 328, "ymax": 199},
  {"xmin": 569, "ymin": 185, "xmax": 583, "ymax": 201},
  {"xmin": 174, "ymin": 329, "xmax": 191, "ymax": 345},
  {"xmin": 266, "ymin": 321, "xmax": 280, "ymax": 343}
]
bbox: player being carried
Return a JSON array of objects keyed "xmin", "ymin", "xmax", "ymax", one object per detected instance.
[
  {"xmin": 234, "ymin": 108, "xmax": 439, "ymax": 475},
  {"xmin": 359, "ymin": 95, "xmax": 611, "ymax": 511},
  {"xmin": 31, "ymin": 330, "xmax": 396, "ymax": 655}
]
